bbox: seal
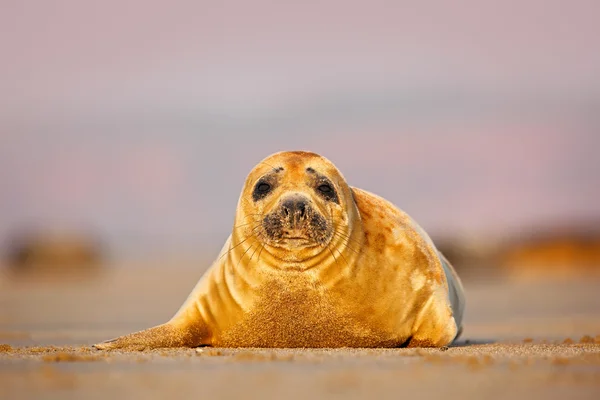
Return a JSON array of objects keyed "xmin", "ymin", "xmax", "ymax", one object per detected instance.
[{"xmin": 94, "ymin": 151, "xmax": 465, "ymax": 350}]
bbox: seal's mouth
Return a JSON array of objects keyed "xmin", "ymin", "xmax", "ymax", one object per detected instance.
[
  {"xmin": 260, "ymin": 194, "xmax": 331, "ymax": 249},
  {"xmin": 281, "ymin": 229, "xmax": 310, "ymax": 240},
  {"xmin": 279, "ymin": 232, "xmax": 312, "ymax": 246}
]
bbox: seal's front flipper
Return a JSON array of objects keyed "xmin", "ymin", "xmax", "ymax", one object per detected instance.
[{"xmin": 93, "ymin": 321, "xmax": 206, "ymax": 351}]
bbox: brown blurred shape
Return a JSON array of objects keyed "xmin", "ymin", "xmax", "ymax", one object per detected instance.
[
  {"xmin": 500, "ymin": 224, "xmax": 600, "ymax": 279},
  {"xmin": 435, "ymin": 222, "xmax": 600, "ymax": 281},
  {"xmin": 4, "ymin": 231, "xmax": 105, "ymax": 276},
  {"xmin": 434, "ymin": 239, "xmax": 503, "ymax": 280}
]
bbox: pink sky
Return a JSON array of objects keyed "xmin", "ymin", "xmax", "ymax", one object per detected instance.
[{"xmin": 1, "ymin": 1, "xmax": 599, "ymax": 256}]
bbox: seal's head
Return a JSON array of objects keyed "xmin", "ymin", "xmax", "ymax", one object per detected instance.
[{"xmin": 234, "ymin": 151, "xmax": 360, "ymax": 266}]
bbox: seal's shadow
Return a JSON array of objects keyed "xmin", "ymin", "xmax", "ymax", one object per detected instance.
[{"xmin": 450, "ymin": 338, "xmax": 496, "ymax": 347}]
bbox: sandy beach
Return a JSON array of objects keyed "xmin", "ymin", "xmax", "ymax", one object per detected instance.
[{"xmin": 1, "ymin": 263, "xmax": 599, "ymax": 399}]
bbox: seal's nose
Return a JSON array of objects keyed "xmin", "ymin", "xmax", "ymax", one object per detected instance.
[{"xmin": 281, "ymin": 195, "xmax": 308, "ymax": 225}]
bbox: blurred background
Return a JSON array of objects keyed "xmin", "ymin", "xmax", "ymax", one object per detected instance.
[{"xmin": 1, "ymin": 0, "xmax": 599, "ymax": 345}]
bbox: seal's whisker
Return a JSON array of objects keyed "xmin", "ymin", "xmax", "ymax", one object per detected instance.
[
  {"xmin": 326, "ymin": 244, "xmax": 339, "ymax": 268},
  {"xmin": 236, "ymin": 242, "xmax": 258, "ymax": 270},
  {"xmin": 233, "ymin": 222, "xmax": 255, "ymax": 229},
  {"xmin": 233, "ymin": 220, "xmax": 263, "ymax": 229},
  {"xmin": 327, "ymin": 210, "xmax": 361, "ymax": 256},
  {"xmin": 259, "ymin": 161, "xmax": 279, "ymax": 171},
  {"xmin": 334, "ymin": 245, "xmax": 351, "ymax": 269},
  {"xmin": 248, "ymin": 162, "xmax": 281, "ymax": 187},
  {"xmin": 333, "ymin": 228, "xmax": 364, "ymax": 248},
  {"xmin": 218, "ymin": 225, "xmax": 262, "ymax": 261},
  {"xmin": 327, "ymin": 205, "xmax": 363, "ymax": 254},
  {"xmin": 236, "ymin": 214, "xmax": 265, "ymax": 223},
  {"xmin": 335, "ymin": 239, "xmax": 361, "ymax": 257},
  {"xmin": 332, "ymin": 226, "xmax": 360, "ymax": 243},
  {"xmin": 241, "ymin": 227, "xmax": 273, "ymax": 266},
  {"xmin": 256, "ymin": 242, "xmax": 266, "ymax": 265},
  {"xmin": 332, "ymin": 228, "xmax": 360, "ymax": 245},
  {"xmin": 332, "ymin": 230, "xmax": 362, "ymax": 255},
  {"xmin": 247, "ymin": 239, "xmax": 263, "ymax": 263}
]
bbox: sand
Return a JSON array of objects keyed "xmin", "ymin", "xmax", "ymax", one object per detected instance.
[{"xmin": 1, "ymin": 263, "xmax": 599, "ymax": 399}]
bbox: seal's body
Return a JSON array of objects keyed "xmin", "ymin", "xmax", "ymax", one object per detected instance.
[{"xmin": 95, "ymin": 151, "xmax": 465, "ymax": 350}]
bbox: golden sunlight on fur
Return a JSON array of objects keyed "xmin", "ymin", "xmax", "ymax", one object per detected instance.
[{"xmin": 94, "ymin": 151, "xmax": 465, "ymax": 350}]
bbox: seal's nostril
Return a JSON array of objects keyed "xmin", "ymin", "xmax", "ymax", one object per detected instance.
[
  {"xmin": 281, "ymin": 196, "xmax": 309, "ymax": 223},
  {"xmin": 298, "ymin": 200, "xmax": 306, "ymax": 218}
]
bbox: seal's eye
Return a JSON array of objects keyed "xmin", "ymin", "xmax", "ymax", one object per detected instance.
[
  {"xmin": 252, "ymin": 180, "xmax": 273, "ymax": 201},
  {"xmin": 257, "ymin": 183, "xmax": 271, "ymax": 192},
  {"xmin": 316, "ymin": 182, "xmax": 338, "ymax": 203},
  {"xmin": 318, "ymin": 184, "xmax": 332, "ymax": 193}
]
